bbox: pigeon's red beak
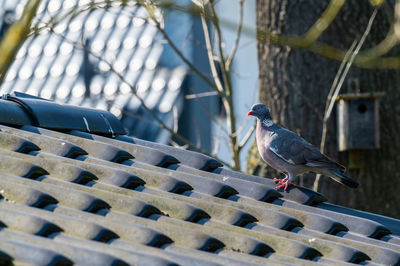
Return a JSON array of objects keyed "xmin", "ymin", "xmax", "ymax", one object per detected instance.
[{"xmin": 247, "ymin": 111, "xmax": 253, "ymax": 116}]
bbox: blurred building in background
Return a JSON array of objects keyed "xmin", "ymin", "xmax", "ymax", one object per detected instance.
[{"xmin": 0, "ymin": 0, "xmax": 218, "ymax": 150}]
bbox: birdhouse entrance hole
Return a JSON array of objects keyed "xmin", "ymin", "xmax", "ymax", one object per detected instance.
[{"xmin": 357, "ymin": 103, "xmax": 367, "ymax": 113}]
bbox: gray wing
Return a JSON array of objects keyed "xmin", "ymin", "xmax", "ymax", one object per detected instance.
[{"xmin": 269, "ymin": 128, "xmax": 345, "ymax": 172}]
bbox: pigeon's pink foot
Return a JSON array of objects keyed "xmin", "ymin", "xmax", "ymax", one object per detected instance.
[
  {"xmin": 274, "ymin": 178, "xmax": 294, "ymax": 191},
  {"xmin": 273, "ymin": 177, "xmax": 287, "ymax": 184}
]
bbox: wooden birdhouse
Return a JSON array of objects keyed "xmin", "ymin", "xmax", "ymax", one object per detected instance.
[{"xmin": 337, "ymin": 92, "xmax": 385, "ymax": 151}]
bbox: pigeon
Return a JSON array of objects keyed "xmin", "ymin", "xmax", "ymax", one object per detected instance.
[{"xmin": 247, "ymin": 103, "xmax": 358, "ymax": 191}]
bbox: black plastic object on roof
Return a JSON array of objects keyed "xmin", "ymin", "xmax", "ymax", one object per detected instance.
[{"xmin": 1, "ymin": 92, "xmax": 126, "ymax": 136}]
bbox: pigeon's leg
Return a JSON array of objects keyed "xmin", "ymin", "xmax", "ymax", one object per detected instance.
[
  {"xmin": 273, "ymin": 173, "xmax": 288, "ymax": 184},
  {"xmin": 274, "ymin": 173, "xmax": 295, "ymax": 191}
]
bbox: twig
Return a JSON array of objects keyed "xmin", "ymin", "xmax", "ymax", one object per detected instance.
[
  {"xmin": 172, "ymin": 105, "xmax": 179, "ymax": 134},
  {"xmin": 186, "ymin": 86, "xmax": 228, "ymax": 135},
  {"xmin": 313, "ymin": 40, "xmax": 357, "ymax": 191},
  {"xmin": 313, "ymin": 7, "xmax": 379, "ymax": 192},
  {"xmin": 169, "ymin": 139, "xmax": 189, "ymax": 149},
  {"xmin": 198, "ymin": 2, "xmax": 242, "ymax": 169},
  {"xmin": 226, "ymin": 0, "xmax": 244, "ymax": 70},
  {"xmin": 195, "ymin": 118, "xmax": 203, "ymax": 148},
  {"xmin": 199, "ymin": 7, "xmax": 226, "ymax": 95},
  {"xmin": 185, "ymin": 91, "xmax": 219, "ymax": 99},
  {"xmin": 313, "ymin": 41, "xmax": 356, "ymax": 191},
  {"xmin": 204, "ymin": 2, "xmax": 241, "ymax": 169},
  {"xmin": 154, "ymin": 22, "xmax": 225, "ymax": 97},
  {"xmin": 212, "ymin": 134, "xmax": 221, "ymax": 156},
  {"xmin": 238, "ymin": 125, "xmax": 255, "ymax": 150},
  {"xmin": 323, "ymin": 41, "xmax": 358, "ymax": 126},
  {"xmin": 208, "ymin": 2, "xmax": 231, "ymax": 92},
  {"xmin": 325, "ymin": 8, "xmax": 379, "ymax": 133}
]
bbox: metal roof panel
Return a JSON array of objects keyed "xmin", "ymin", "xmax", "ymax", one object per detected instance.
[{"xmin": 0, "ymin": 98, "xmax": 399, "ymax": 265}]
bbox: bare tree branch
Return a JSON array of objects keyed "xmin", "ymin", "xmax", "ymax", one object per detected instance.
[
  {"xmin": 238, "ymin": 125, "xmax": 255, "ymax": 150},
  {"xmin": 313, "ymin": 7, "xmax": 379, "ymax": 191},
  {"xmin": 47, "ymin": 29, "xmax": 232, "ymax": 167},
  {"xmin": 154, "ymin": 22, "xmax": 225, "ymax": 96},
  {"xmin": 0, "ymin": 0, "xmax": 41, "ymax": 85},
  {"xmin": 18, "ymin": 0, "xmax": 391, "ymax": 173},
  {"xmin": 257, "ymin": 25, "xmax": 400, "ymax": 69},
  {"xmin": 30, "ymin": 0, "xmax": 223, "ymax": 98},
  {"xmin": 203, "ymin": 2, "xmax": 242, "ymax": 169},
  {"xmin": 30, "ymin": 0, "xmax": 400, "ymax": 71},
  {"xmin": 185, "ymin": 91, "xmax": 219, "ymax": 99},
  {"xmin": 34, "ymin": 0, "xmax": 400, "ymax": 70},
  {"xmin": 184, "ymin": 85, "xmax": 228, "ymax": 135},
  {"xmin": 208, "ymin": 2, "xmax": 231, "ymax": 92},
  {"xmin": 172, "ymin": 105, "xmax": 179, "ymax": 134},
  {"xmin": 226, "ymin": 0, "xmax": 244, "ymax": 70},
  {"xmin": 361, "ymin": 26, "xmax": 398, "ymax": 58},
  {"xmin": 302, "ymin": 0, "xmax": 345, "ymax": 46},
  {"xmin": 199, "ymin": 7, "xmax": 226, "ymax": 95},
  {"xmin": 200, "ymin": 8, "xmax": 241, "ymax": 169},
  {"xmin": 27, "ymin": 1, "xmax": 235, "ymax": 166},
  {"xmin": 323, "ymin": 41, "xmax": 358, "ymax": 125},
  {"xmin": 152, "ymin": 0, "xmax": 400, "ymax": 69},
  {"xmin": 211, "ymin": 134, "xmax": 221, "ymax": 156}
]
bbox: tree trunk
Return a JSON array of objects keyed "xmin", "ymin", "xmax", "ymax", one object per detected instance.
[{"xmin": 247, "ymin": 0, "xmax": 400, "ymax": 218}]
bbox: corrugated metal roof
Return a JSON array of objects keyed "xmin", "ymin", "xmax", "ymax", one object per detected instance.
[
  {"xmin": 0, "ymin": 0, "xmax": 186, "ymax": 143},
  {"xmin": 0, "ymin": 94, "xmax": 399, "ymax": 265}
]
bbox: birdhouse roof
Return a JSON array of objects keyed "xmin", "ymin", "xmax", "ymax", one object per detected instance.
[{"xmin": 336, "ymin": 92, "xmax": 386, "ymax": 101}]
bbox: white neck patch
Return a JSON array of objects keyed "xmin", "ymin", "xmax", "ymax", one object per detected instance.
[{"xmin": 262, "ymin": 118, "xmax": 274, "ymax": 127}]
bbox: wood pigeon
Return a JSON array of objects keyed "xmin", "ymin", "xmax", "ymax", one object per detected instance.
[{"xmin": 247, "ymin": 103, "xmax": 358, "ymax": 191}]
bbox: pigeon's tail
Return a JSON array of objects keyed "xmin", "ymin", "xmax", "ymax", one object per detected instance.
[{"xmin": 327, "ymin": 169, "xmax": 359, "ymax": 188}]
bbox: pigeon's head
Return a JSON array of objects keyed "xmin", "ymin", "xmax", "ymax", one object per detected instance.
[{"xmin": 247, "ymin": 103, "xmax": 271, "ymax": 120}]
